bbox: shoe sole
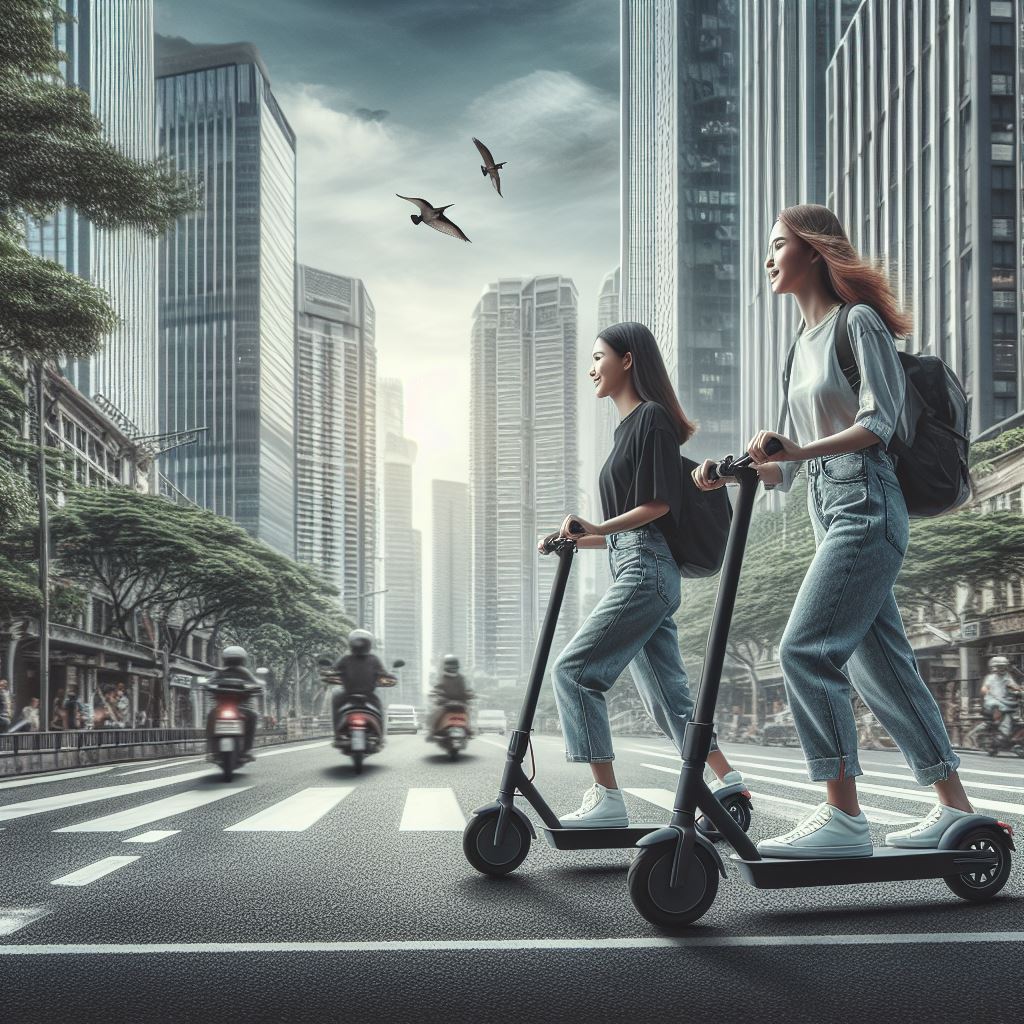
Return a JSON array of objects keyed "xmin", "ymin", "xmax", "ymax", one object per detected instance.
[
  {"xmin": 756, "ymin": 842, "xmax": 874, "ymax": 859},
  {"xmin": 557, "ymin": 819, "xmax": 630, "ymax": 829}
]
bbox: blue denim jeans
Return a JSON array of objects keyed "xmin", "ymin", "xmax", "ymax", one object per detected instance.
[
  {"xmin": 551, "ymin": 525, "xmax": 717, "ymax": 762},
  {"xmin": 779, "ymin": 446, "xmax": 960, "ymax": 785}
]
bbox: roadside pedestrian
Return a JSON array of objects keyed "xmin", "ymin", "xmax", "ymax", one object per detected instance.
[{"xmin": 0, "ymin": 678, "xmax": 12, "ymax": 733}]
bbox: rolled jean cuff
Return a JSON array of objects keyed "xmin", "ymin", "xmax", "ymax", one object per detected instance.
[
  {"xmin": 564, "ymin": 752, "xmax": 614, "ymax": 763},
  {"xmin": 804, "ymin": 752, "xmax": 862, "ymax": 781},
  {"xmin": 911, "ymin": 754, "xmax": 961, "ymax": 786}
]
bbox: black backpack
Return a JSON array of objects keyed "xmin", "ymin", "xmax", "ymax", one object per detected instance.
[
  {"xmin": 678, "ymin": 454, "xmax": 732, "ymax": 578},
  {"xmin": 784, "ymin": 304, "xmax": 971, "ymax": 518}
]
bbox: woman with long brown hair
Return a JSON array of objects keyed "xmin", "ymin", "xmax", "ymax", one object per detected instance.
[
  {"xmin": 542, "ymin": 321, "xmax": 742, "ymax": 827},
  {"xmin": 695, "ymin": 204, "xmax": 973, "ymax": 857}
]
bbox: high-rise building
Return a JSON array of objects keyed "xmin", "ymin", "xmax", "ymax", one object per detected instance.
[
  {"xmin": 619, "ymin": 0, "xmax": 740, "ymax": 463},
  {"xmin": 295, "ymin": 266, "xmax": 377, "ymax": 617},
  {"xmin": 24, "ymin": 0, "xmax": 159, "ymax": 434},
  {"xmin": 738, "ymin": 0, "xmax": 860, "ymax": 485},
  {"xmin": 155, "ymin": 41, "xmax": 297, "ymax": 555},
  {"xmin": 469, "ymin": 277, "xmax": 580, "ymax": 687},
  {"xmin": 431, "ymin": 481, "xmax": 470, "ymax": 673},
  {"xmin": 828, "ymin": 0, "xmax": 1024, "ymax": 436},
  {"xmin": 379, "ymin": 379, "xmax": 423, "ymax": 704}
]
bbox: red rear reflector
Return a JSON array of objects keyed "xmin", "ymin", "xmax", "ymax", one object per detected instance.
[
  {"xmin": 349, "ymin": 715, "xmax": 367, "ymax": 726},
  {"xmin": 996, "ymin": 820, "xmax": 1014, "ymax": 838},
  {"xmin": 218, "ymin": 707, "xmax": 238, "ymax": 718}
]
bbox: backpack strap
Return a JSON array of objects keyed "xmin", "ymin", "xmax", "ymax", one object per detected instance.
[{"xmin": 833, "ymin": 303, "xmax": 859, "ymax": 392}]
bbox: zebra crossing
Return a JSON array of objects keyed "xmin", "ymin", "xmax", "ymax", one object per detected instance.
[{"xmin": 2, "ymin": 740, "xmax": 1021, "ymax": 894}]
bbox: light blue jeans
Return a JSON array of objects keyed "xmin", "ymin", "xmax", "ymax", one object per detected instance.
[
  {"xmin": 779, "ymin": 446, "xmax": 960, "ymax": 785},
  {"xmin": 551, "ymin": 525, "xmax": 717, "ymax": 762}
]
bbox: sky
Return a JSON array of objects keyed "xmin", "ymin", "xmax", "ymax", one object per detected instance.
[{"xmin": 154, "ymin": 0, "xmax": 621, "ymax": 684}]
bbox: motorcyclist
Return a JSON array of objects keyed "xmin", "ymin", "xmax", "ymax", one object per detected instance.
[
  {"xmin": 981, "ymin": 656, "xmax": 1022, "ymax": 738},
  {"xmin": 427, "ymin": 655, "xmax": 475, "ymax": 738},
  {"xmin": 329, "ymin": 629, "xmax": 397, "ymax": 729},
  {"xmin": 205, "ymin": 646, "xmax": 262, "ymax": 762}
]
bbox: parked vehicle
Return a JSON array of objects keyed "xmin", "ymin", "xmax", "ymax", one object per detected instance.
[
  {"xmin": 477, "ymin": 709, "xmax": 507, "ymax": 735},
  {"xmin": 386, "ymin": 704, "xmax": 419, "ymax": 734}
]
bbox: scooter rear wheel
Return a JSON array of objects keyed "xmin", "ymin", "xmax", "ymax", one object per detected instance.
[
  {"xmin": 220, "ymin": 747, "xmax": 237, "ymax": 782},
  {"xmin": 627, "ymin": 843, "xmax": 718, "ymax": 928},
  {"xmin": 943, "ymin": 827, "xmax": 1012, "ymax": 902},
  {"xmin": 463, "ymin": 810, "xmax": 530, "ymax": 877},
  {"xmin": 352, "ymin": 752, "xmax": 364, "ymax": 774}
]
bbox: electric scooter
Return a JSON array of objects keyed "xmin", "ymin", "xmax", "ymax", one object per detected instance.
[
  {"xmin": 625, "ymin": 441, "xmax": 1016, "ymax": 928},
  {"xmin": 463, "ymin": 521, "xmax": 753, "ymax": 877}
]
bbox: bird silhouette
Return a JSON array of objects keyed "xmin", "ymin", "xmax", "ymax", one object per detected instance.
[
  {"xmin": 472, "ymin": 137, "xmax": 506, "ymax": 197},
  {"xmin": 395, "ymin": 195, "xmax": 471, "ymax": 243}
]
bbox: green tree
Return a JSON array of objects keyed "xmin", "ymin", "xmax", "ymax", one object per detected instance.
[{"xmin": 0, "ymin": 0, "xmax": 197, "ymax": 364}]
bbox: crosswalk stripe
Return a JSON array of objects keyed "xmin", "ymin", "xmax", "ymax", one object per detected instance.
[
  {"xmin": 640, "ymin": 762, "xmax": 1024, "ymax": 816},
  {"xmin": 119, "ymin": 758, "xmax": 207, "ymax": 776},
  {"xmin": 0, "ymin": 908, "xmax": 49, "ymax": 937},
  {"xmin": 55, "ymin": 786, "xmax": 250, "ymax": 833},
  {"xmin": 225, "ymin": 787, "xmax": 353, "ymax": 832},
  {"xmin": 860, "ymin": 756, "xmax": 1024, "ymax": 782},
  {"xmin": 399, "ymin": 788, "xmax": 466, "ymax": 831},
  {"xmin": 626, "ymin": 781, "xmax": 915, "ymax": 826},
  {"xmin": 51, "ymin": 856, "xmax": 139, "ymax": 887},
  {"xmin": 727, "ymin": 756, "xmax": 1024, "ymax": 795},
  {"xmin": 0, "ymin": 766, "xmax": 116, "ymax": 791},
  {"xmin": 123, "ymin": 830, "xmax": 180, "ymax": 844},
  {"xmin": 0, "ymin": 768, "xmax": 217, "ymax": 822}
]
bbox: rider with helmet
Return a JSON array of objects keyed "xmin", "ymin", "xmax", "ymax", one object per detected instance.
[
  {"xmin": 205, "ymin": 646, "xmax": 263, "ymax": 761},
  {"xmin": 330, "ymin": 629, "xmax": 397, "ymax": 726},
  {"xmin": 981, "ymin": 656, "xmax": 1022, "ymax": 738},
  {"xmin": 427, "ymin": 655, "xmax": 475, "ymax": 738}
]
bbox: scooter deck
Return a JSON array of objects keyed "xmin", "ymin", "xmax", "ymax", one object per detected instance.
[
  {"xmin": 540, "ymin": 824, "xmax": 662, "ymax": 850},
  {"xmin": 732, "ymin": 847, "xmax": 998, "ymax": 889}
]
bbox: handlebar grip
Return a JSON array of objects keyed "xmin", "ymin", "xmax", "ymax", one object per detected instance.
[{"xmin": 708, "ymin": 436, "xmax": 784, "ymax": 480}]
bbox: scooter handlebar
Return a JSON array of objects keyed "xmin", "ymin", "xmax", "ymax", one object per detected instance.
[
  {"xmin": 708, "ymin": 437, "xmax": 783, "ymax": 482},
  {"xmin": 541, "ymin": 518, "xmax": 586, "ymax": 554}
]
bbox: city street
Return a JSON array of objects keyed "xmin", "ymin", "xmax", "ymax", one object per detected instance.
[{"xmin": 0, "ymin": 733, "xmax": 1021, "ymax": 1023}]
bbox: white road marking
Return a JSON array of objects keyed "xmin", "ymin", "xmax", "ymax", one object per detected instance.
[
  {"xmin": 643, "ymin": 765, "xmax": 933, "ymax": 827},
  {"xmin": 0, "ymin": 908, "xmax": 49, "ymax": 937},
  {"xmin": 123, "ymin": 830, "xmax": 180, "ymax": 844},
  {"xmin": 118, "ymin": 758, "xmax": 206, "ymax": 776},
  {"xmin": 51, "ymin": 856, "xmax": 140, "ymax": 887},
  {"xmin": 623, "ymin": 788, "xmax": 675, "ymax": 811},
  {"xmin": 0, "ymin": 768, "xmax": 218, "ymax": 822},
  {"xmin": 860, "ymin": 756, "xmax": 1024, "ymax": 782},
  {"xmin": 3, "ymin": 933, "xmax": 1023, "ymax": 955},
  {"xmin": 225, "ymin": 787, "xmax": 353, "ymax": 832},
  {"xmin": 255, "ymin": 741, "xmax": 331, "ymax": 759},
  {"xmin": 0, "ymin": 766, "xmax": 116, "ymax": 791},
  {"xmin": 399, "ymin": 788, "xmax": 466, "ymax": 831},
  {"xmin": 55, "ymin": 786, "xmax": 250, "ymax": 833},
  {"xmin": 476, "ymin": 738, "xmax": 509, "ymax": 751},
  {"xmin": 639, "ymin": 762, "xmax": 1023, "ymax": 817}
]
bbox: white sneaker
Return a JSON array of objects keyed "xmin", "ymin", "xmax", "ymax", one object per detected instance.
[
  {"xmin": 884, "ymin": 803, "xmax": 972, "ymax": 849},
  {"xmin": 710, "ymin": 770, "xmax": 744, "ymax": 792},
  {"xmin": 558, "ymin": 784, "xmax": 629, "ymax": 829},
  {"xmin": 757, "ymin": 803, "xmax": 873, "ymax": 859}
]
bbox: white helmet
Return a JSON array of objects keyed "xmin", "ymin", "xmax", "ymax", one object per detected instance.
[
  {"xmin": 347, "ymin": 629, "xmax": 373, "ymax": 655},
  {"xmin": 989, "ymin": 655, "xmax": 1010, "ymax": 669},
  {"xmin": 222, "ymin": 646, "xmax": 248, "ymax": 666}
]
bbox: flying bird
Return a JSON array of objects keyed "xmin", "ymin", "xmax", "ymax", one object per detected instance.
[
  {"xmin": 472, "ymin": 137, "xmax": 507, "ymax": 197},
  {"xmin": 395, "ymin": 195, "xmax": 471, "ymax": 243}
]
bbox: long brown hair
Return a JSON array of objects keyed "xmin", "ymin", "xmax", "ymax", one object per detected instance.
[
  {"xmin": 597, "ymin": 321, "xmax": 696, "ymax": 445},
  {"xmin": 778, "ymin": 204, "xmax": 913, "ymax": 338}
]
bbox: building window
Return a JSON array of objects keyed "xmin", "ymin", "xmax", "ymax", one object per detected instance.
[
  {"xmin": 991, "ymin": 143, "xmax": 1013, "ymax": 162},
  {"xmin": 990, "ymin": 1, "xmax": 1012, "ymax": 17}
]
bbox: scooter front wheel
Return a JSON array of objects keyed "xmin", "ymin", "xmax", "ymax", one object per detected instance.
[
  {"xmin": 943, "ymin": 827, "xmax": 1013, "ymax": 902},
  {"xmin": 627, "ymin": 843, "xmax": 718, "ymax": 928},
  {"xmin": 463, "ymin": 810, "xmax": 530, "ymax": 877}
]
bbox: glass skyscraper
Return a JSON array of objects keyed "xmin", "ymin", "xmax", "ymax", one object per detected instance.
[
  {"xmin": 24, "ymin": 0, "xmax": 159, "ymax": 435},
  {"xmin": 156, "ymin": 42, "xmax": 297, "ymax": 555}
]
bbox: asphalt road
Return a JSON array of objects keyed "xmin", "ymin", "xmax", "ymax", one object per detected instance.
[{"xmin": 1, "ymin": 732, "xmax": 1021, "ymax": 1024}]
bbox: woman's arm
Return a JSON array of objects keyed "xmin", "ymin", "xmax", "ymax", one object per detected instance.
[{"xmin": 599, "ymin": 500, "xmax": 670, "ymax": 535}]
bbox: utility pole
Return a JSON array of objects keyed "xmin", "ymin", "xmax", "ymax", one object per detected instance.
[{"xmin": 35, "ymin": 363, "xmax": 50, "ymax": 732}]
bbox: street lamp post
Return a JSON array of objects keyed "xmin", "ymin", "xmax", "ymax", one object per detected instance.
[
  {"xmin": 35, "ymin": 362, "xmax": 50, "ymax": 733},
  {"xmin": 356, "ymin": 588, "xmax": 388, "ymax": 629}
]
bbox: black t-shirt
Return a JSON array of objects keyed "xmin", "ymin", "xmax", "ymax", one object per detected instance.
[
  {"xmin": 332, "ymin": 653, "xmax": 387, "ymax": 696},
  {"xmin": 598, "ymin": 401, "xmax": 686, "ymax": 568}
]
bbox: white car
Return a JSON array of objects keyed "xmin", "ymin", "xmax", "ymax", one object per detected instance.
[
  {"xmin": 477, "ymin": 709, "xmax": 507, "ymax": 735},
  {"xmin": 386, "ymin": 704, "xmax": 418, "ymax": 734}
]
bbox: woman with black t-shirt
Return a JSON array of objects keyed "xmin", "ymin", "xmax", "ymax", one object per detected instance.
[{"xmin": 540, "ymin": 321, "xmax": 743, "ymax": 828}]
